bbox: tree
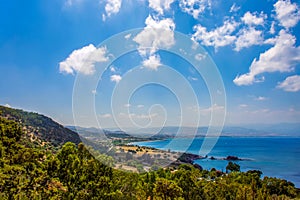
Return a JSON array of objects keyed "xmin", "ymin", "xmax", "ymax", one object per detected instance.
[
  {"xmin": 154, "ymin": 178, "xmax": 183, "ymax": 200},
  {"xmin": 226, "ymin": 161, "xmax": 240, "ymax": 172}
]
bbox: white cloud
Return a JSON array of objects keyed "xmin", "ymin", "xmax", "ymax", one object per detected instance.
[
  {"xmin": 179, "ymin": 0, "xmax": 211, "ymax": 19},
  {"xmin": 124, "ymin": 103, "xmax": 131, "ymax": 107},
  {"xmin": 274, "ymin": 0, "xmax": 300, "ymax": 29},
  {"xmin": 192, "ymin": 19, "xmax": 238, "ymax": 50},
  {"xmin": 102, "ymin": 0, "xmax": 122, "ymax": 21},
  {"xmin": 148, "ymin": 0, "xmax": 174, "ymax": 15},
  {"xmin": 188, "ymin": 76, "xmax": 198, "ymax": 81},
  {"xmin": 230, "ymin": 3, "xmax": 240, "ymax": 13},
  {"xmin": 270, "ymin": 21, "xmax": 276, "ymax": 34},
  {"xmin": 277, "ymin": 75, "xmax": 300, "ymax": 92},
  {"xmin": 254, "ymin": 96, "xmax": 267, "ymax": 101},
  {"xmin": 241, "ymin": 11, "xmax": 266, "ymax": 26},
  {"xmin": 137, "ymin": 104, "xmax": 144, "ymax": 108},
  {"xmin": 110, "ymin": 74, "xmax": 122, "ymax": 83},
  {"xmin": 235, "ymin": 27, "xmax": 263, "ymax": 51},
  {"xmin": 142, "ymin": 54, "xmax": 162, "ymax": 70},
  {"xmin": 194, "ymin": 53, "xmax": 207, "ymax": 61},
  {"xmin": 133, "ymin": 15, "xmax": 175, "ymax": 56},
  {"xmin": 4, "ymin": 104, "xmax": 11, "ymax": 108},
  {"xmin": 200, "ymin": 104, "xmax": 225, "ymax": 113},
  {"xmin": 110, "ymin": 66, "xmax": 116, "ymax": 72},
  {"xmin": 124, "ymin": 33, "xmax": 131, "ymax": 40},
  {"xmin": 59, "ymin": 44, "xmax": 108, "ymax": 75},
  {"xmin": 234, "ymin": 30, "xmax": 300, "ymax": 86}
]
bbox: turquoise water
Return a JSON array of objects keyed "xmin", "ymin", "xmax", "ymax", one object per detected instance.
[{"xmin": 133, "ymin": 137, "xmax": 300, "ymax": 187}]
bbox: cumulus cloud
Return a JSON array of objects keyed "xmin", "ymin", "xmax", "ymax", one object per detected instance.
[
  {"xmin": 274, "ymin": 0, "xmax": 300, "ymax": 29},
  {"xmin": 148, "ymin": 0, "xmax": 174, "ymax": 15},
  {"xmin": 235, "ymin": 27, "xmax": 263, "ymax": 51},
  {"xmin": 59, "ymin": 44, "xmax": 108, "ymax": 75},
  {"xmin": 142, "ymin": 54, "xmax": 162, "ymax": 70},
  {"xmin": 241, "ymin": 11, "xmax": 266, "ymax": 26},
  {"xmin": 110, "ymin": 74, "xmax": 122, "ymax": 83},
  {"xmin": 133, "ymin": 15, "xmax": 175, "ymax": 56},
  {"xmin": 179, "ymin": 0, "xmax": 211, "ymax": 19},
  {"xmin": 4, "ymin": 104, "xmax": 11, "ymax": 108},
  {"xmin": 192, "ymin": 19, "xmax": 238, "ymax": 50},
  {"xmin": 234, "ymin": 30, "xmax": 300, "ymax": 86},
  {"xmin": 277, "ymin": 75, "xmax": 300, "ymax": 92},
  {"xmin": 102, "ymin": 0, "xmax": 122, "ymax": 21}
]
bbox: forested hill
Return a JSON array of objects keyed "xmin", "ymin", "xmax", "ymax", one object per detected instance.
[{"xmin": 0, "ymin": 105, "xmax": 81, "ymax": 147}]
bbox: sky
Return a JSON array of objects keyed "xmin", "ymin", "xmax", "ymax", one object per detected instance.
[{"xmin": 0, "ymin": 0, "xmax": 300, "ymax": 129}]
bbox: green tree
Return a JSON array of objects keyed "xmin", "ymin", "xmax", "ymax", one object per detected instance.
[
  {"xmin": 154, "ymin": 178, "xmax": 183, "ymax": 200},
  {"xmin": 226, "ymin": 161, "xmax": 240, "ymax": 172}
]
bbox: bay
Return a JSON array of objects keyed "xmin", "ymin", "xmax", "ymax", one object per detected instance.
[{"xmin": 133, "ymin": 137, "xmax": 300, "ymax": 188}]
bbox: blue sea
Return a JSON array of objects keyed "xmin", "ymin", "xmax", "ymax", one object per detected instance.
[{"xmin": 133, "ymin": 137, "xmax": 300, "ymax": 188}]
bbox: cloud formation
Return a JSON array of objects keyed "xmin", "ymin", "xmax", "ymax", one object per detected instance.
[
  {"xmin": 274, "ymin": 0, "xmax": 300, "ymax": 29},
  {"xmin": 179, "ymin": 0, "xmax": 211, "ymax": 19},
  {"xmin": 102, "ymin": 0, "xmax": 122, "ymax": 21},
  {"xmin": 235, "ymin": 27, "xmax": 263, "ymax": 51},
  {"xmin": 234, "ymin": 30, "xmax": 300, "ymax": 86},
  {"xmin": 148, "ymin": 0, "xmax": 174, "ymax": 15},
  {"xmin": 241, "ymin": 11, "xmax": 266, "ymax": 26},
  {"xmin": 133, "ymin": 15, "xmax": 175, "ymax": 56},
  {"xmin": 192, "ymin": 19, "xmax": 238, "ymax": 50},
  {"xmin": 254, "ymin": 96, "xmax": 267, "ymax": 101},
  {"xmin": 59, "ymin": 44, "xmax": 108, "ymax": 75},
  {"xmin": 277, "ymin": 75, "xmax": 300, "ymax": 92},
  {"xmin": 110, "ymin": 74, "xmax": 122, "ymax": 83},
  {"xmin": 142, "ymin": 54, "xmax": 162, "ymax": 70}
]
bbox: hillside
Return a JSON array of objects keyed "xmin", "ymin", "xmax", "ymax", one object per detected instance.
[{"xmin": 0, "ymin": 105, "xmax": 81, "ymax": 148}]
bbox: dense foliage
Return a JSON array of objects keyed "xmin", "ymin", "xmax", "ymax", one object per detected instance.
[
  {"xmin": 0, "ymin": 106, "xmax": 81, "ymax": 147},
  {"xmin": 0, "ymin": 117, "xmax": 299, "ymax": 199}
]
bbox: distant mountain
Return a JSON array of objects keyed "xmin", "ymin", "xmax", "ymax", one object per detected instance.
[
  {"xmin": 0, "ymin": 105, "xmax": 81, "ymax": 147},
  {"xmin": 82, "ymin": 124, "xmax": 300, "ymax": 138},
  {"xmin": 242, "ymin": 123, "xmax": 300, "ymax": 136},
  {"xmin": 67, "ymin": 126, "xmax": 132, "ymax": 139}
]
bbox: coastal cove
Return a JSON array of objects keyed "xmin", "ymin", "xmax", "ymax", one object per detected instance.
[{"xmin": 132, "ymin": 137, "xmax": 300, "ymax": 188}]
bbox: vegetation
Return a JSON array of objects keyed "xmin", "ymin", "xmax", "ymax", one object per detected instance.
[
  {"xmin": 0, "ymin": 105, "xmax": 81, "ymax": 148},
  {"xmin": 0, "ymin": 116, "xmax": 299, "ymax": 199}
]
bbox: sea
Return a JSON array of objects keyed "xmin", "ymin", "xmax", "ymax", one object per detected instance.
[{"xmin": 132, "ymin": 137, "xmax": 300, "ymax": 188}]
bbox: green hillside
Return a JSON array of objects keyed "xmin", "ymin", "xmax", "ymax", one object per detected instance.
[{"xmin": 0, "ymin": 105, "xmax": 81, "ymax": 148}]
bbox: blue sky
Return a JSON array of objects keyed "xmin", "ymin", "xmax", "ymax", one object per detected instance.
[{"xmin": 0, "ymin": 0, "xmax": 300, "ymax": 129}]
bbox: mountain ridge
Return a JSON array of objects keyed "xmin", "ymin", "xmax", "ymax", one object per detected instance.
[{"xmin": 0, "ymin": 105, "xmax": 81, "ymax": 148}]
